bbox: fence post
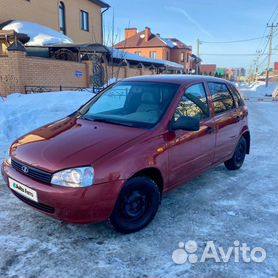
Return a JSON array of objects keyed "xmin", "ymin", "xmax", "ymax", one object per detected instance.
[{"xmin": 60, "ymin": 85, "xmax": 62, "ymax": 91}]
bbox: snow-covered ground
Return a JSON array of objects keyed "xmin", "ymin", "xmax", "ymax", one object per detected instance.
[
  {"xmin": 240, "ymin": 81, "xmax": 277, "ymax": 98},
  {"xmin": 0, "ymin": 84, "xmax": 277, "ymax": 277},
  {"xmin": 0, "ymin": 91, "xmax": 94, "ymax": 162}
]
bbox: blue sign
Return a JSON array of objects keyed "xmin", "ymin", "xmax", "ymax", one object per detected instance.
[{"xmin": 74, "ymin": 71, "xmax": 83, "ymax": 79}]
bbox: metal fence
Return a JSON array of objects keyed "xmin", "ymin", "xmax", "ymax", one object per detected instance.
[{"xmin": 24, "ymin": 85, "xmax": 105, "ymax": 94}]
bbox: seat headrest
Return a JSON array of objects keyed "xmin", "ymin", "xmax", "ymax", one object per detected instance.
[{"xmin": 141, "ymin": 92, "xmax": 159, "ymax": 104}]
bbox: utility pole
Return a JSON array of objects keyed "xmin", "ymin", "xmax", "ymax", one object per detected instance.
[
  {"xmin": 196, "ymin": 39, "xmax": 201, "ymax": 75},
  {"xmin": 111, "ymin": 8, "xmax": 115, "ymax": 80},
  {"xmin": 255, "ymin": 50, "xmax": 262, "ymax": 82},
  {"xmin": 248, "ymin": 65, "xmax": 252, "ymax": 84},
  {"xmin": 265, "ymin": 23, "xmax": 278, "ymax": 87}
]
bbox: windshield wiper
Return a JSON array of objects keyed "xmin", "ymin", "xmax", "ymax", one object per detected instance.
[
  {"xmin": 82, "ymin": 116, "xmax": 134, "ymax": 127},
  {"xmin": 94, "ymin": 118, "xmax": 134, "ymax": 127}
]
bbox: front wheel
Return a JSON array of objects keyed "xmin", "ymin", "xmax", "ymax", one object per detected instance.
[
  {"xmin": 110, "ymin": 177, "xmax": 161, "ymax": 234},
  {"xmin": 224, "ymin": 136, "xmax": 247, "ymax": 170}
]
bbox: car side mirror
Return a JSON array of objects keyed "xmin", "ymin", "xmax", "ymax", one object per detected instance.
[{"xmin": 171, "ymin": 116, "xmax": 200, "ymax": 131}]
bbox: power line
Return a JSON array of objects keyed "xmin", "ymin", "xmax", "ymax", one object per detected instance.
[
  {"xmin": 267, "ymin": 6, "xmax": 278, "ymax": 24},
  {"xmin": 253, "ymin": 31, "xmax": 271, "ymax": 72},
  {"xmin": 248, "ymin": 5, "xmax": 278, "ymax": 76},
  {"xmin": 258, "ymin": 54, "xmax": 269, "ymax": 68},
  {"xmin": 257, "ymin": 33, "xmax": 272, "ymax": 67},
  {"xmin": 200, "ymin": 53, "xmax": 278, "ymax": 56},
  {"xmin": 201, "ymin": 35, "xmax": 270, "ymax": 44}
]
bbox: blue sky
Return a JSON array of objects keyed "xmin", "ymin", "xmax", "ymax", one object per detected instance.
[{"xmin": 104, "ymin": 0, "xmax": 277, "ymax": 71}]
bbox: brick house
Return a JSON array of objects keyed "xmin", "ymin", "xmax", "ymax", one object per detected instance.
[
  {"xmin": 0, "ymin": 0, "xmax": 110, "ymax": 44},
  {"xmin": 114, "ymin": 27, "xmax": 193, "ymax": 73},
  {"xmin": 199, "ymin": 64, "xmax": 217, "ymax": 76}
]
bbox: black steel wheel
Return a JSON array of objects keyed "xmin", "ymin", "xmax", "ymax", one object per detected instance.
[
  {"xmin": 110, "ymin": 177, "xmax": 160, "ymax": 234},
  {"xmin": 225, "ymin": 136, "xmax": 247, "ymax": 170}
]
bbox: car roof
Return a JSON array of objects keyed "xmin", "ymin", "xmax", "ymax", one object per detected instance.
[{"xmin": 122, "ymin": 74, "xmax": 234, "ymax": 86}]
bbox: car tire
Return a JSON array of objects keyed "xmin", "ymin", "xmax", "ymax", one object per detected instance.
[
  {"xmin": 110, "ymin": 176, "xmax": 161, "ymax": 234},
  {"xmin": 224, "ymin": 136, "xmax": 247, "ymax": 170}
]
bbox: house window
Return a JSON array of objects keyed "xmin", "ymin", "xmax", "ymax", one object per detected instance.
[
  {"xmin": 59, "ymin": 2, "xmax": 66, "ymax": 34},
  {"xmin": 150, "ymin": 51, "xmax": 157, "ymax": 59},
  {"xmin": 181, "ymin": 52, "xmax": 185, "ymax": 62},
  {"xmin": 135, "ymin": 51, "xmax": 142, "ymax": 56},
  {"xmin": 81, "ymin": 10, "xmax": 89, "ymax": 31}
]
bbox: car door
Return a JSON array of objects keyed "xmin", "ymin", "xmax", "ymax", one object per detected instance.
[
  {"xmin": 168, "ymin": 82, "xmax": 216, "ymax": 188},
  {"xmin": 206, "ymin": 81, "xmax": 242, "ymax": 164}
]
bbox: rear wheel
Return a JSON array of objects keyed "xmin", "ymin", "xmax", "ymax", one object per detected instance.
[
  {"xmin": 110, "ymin": 177, "xmax": 160, "ymax": 234},
  {"xmin": 224, "ymin": 136, "xmax": 247, "ymax": 170}
]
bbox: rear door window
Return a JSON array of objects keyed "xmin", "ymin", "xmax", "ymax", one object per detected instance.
[{"xmin": 208, "ymin": 82, "xmax": 236, "ymax": 115}]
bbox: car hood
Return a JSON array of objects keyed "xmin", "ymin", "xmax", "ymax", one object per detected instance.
[{"xmin": 11, "ymin": 117, "xmax": 147, "ymax": 172}]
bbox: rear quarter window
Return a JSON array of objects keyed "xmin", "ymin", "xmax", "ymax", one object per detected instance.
[{"xmin": 229, "ymin": 85, "xmax": 245, "ymax": 107}]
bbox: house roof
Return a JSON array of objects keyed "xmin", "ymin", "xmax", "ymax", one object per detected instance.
[
  {"xmin": 165, "ymin": 38, "xmax": 191, "ymax": 50},
  {"xmin": 115, "ymin": 31, "xmax": 166, "ymax": 48},
  {"xmin": 115, "ymin": 29, "xmax": 191, "ymax": 50},
  {"xmin": 111, "ymin": 48, "xmax": 184, "ymax": 70},
  {"xmin": 191, "ymin": 54, "xmax": 202, "ymax": 62},
  {"xmin": 88, "ymin": 0, "xmax": 110, "ymax": 8}
]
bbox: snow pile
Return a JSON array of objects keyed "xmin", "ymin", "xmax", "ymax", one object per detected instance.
[
  {"xmin": 233, "ymin": 82, "xmax": 239, "ymax": 88},
  {"xmin": 238, "ymin": 81, "xmax": 265, "ymax": 91},
  {"xmin": 272, "ymin": 86, "xmax": 278, "ymax": 100},
  {"xmin": 2, "ymin": 21, "xmax": 73, "ymax": 46},
  {"xmin": 0, "ymin": 91, "xmax": 93, "ymax": 163},
  {"xmin": 240, "ymin": 82, "xmax": 277, "ymax": 98},
  {"xmin": 247, "ymin": 81, "xmax": 266, "ymax": 91}
]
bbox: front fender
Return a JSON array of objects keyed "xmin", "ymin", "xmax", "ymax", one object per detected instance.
[{"xmin": 93, "ymin": 133, "xmax": 169, "ymax": 186}]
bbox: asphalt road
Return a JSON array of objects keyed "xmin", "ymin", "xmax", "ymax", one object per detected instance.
[{"xmin": 0, "ymin": 96, "xmax": 277, "ymax": 278}]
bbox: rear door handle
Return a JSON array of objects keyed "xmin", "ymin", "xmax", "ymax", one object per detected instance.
[
  {"xmin": 207, "ymin": 127, "xmax": 216, "ymax": 134},
  {"xmin": 235, "ymin": 115, "xmax": 243, "ymax": 122}
]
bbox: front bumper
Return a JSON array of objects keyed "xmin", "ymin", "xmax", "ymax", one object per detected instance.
[{"xmin": 1, "ymin": 162, "xmax": 125, "ymax": 224}]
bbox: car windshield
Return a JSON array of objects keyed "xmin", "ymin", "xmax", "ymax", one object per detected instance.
[{"xmin": 82, "ymin": 81, "xmax": 180, "ymax": 128}]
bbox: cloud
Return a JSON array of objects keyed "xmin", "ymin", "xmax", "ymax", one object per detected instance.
[{"xmin": 165, "ymin": 6, "xmax": 213, "ymax": 38}]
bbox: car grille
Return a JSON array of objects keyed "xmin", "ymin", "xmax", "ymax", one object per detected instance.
[
  {"xmin": 11, "ymin": 159, "xmax": 52, "ymax": 184},
  {"xmin": 12, "ymin": 190, "xmax": 55, "ymax": 214}
]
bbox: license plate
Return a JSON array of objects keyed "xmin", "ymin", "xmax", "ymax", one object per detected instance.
[{"xmin": 8, "ymin": 178, "xmax": 38, "ymax": 203}]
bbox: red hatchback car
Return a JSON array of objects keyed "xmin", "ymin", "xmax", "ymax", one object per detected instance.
[{"xmin": 2, "ymin": 75, "xmax": 250, "ymax": 233}]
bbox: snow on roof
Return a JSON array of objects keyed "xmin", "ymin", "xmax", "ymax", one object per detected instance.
[
  {"xmin": 159, "ymin": 38, "xmax": 177, "ymax": 48},
  {"xmin": 88, "ymin": 0, "xmax": 110, "ymax": 8},
  {"xmin": 111, "ymin": 48, "xmax": 183, "ymax": 70},
  {"xmin": 3, "ymin": 21, "xmax": 73, "ymax": 46}
]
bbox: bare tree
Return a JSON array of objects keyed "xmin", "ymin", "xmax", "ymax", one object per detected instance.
[{"xmin": 103, "ymin": 15, "xmax": 132, "ymax": 83}]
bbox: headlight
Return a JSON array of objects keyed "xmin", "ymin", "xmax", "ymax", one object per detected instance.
[
  {"xmin": 4, "ymin": 149, "xmax": 11, "ymax": 165},
  {"xmin": 51, "ymin": 167, "xmax": 94, "ymax": 188}
]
